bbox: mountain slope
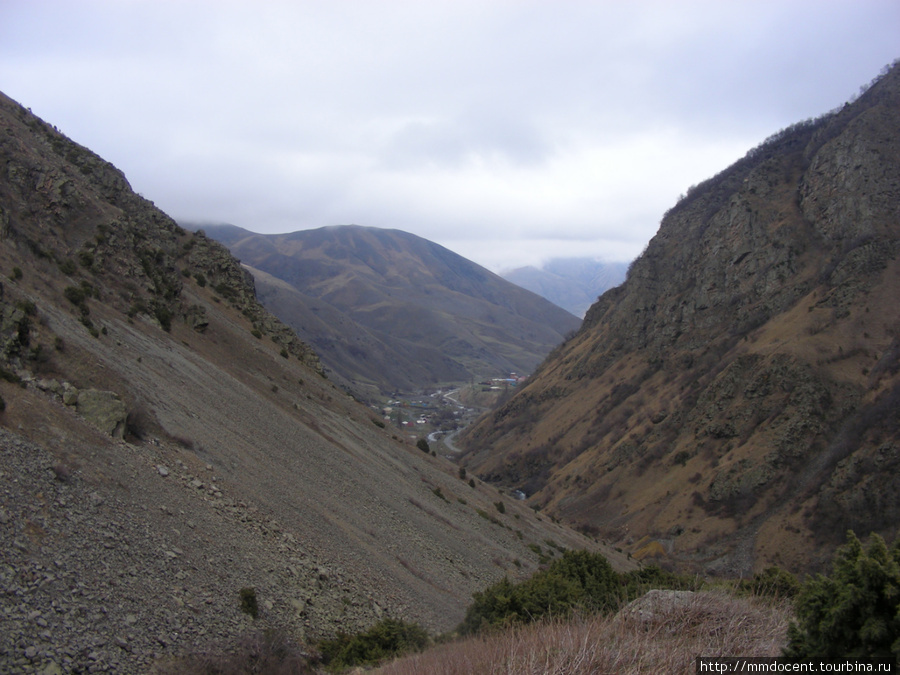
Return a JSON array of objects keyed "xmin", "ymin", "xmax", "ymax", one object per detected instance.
[
  {"xmin": 203, "ymin": 224, "xmax": 581, "ymax": 394},
  {"xmin": 0, "ymin": 91, "xmax": 621, "ymax": 672},
  {"xmin": 502, "ymin": 258, "xmax": 629, "ymax": 317},
  {"xmin": 461, "ymin": 62, "xmax": 900, "ymax": 576}
]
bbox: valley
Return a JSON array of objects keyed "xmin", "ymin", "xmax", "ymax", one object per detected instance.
[{"xmin": 0, "ymin": 54, "xmax": 898, "ymax": 673}]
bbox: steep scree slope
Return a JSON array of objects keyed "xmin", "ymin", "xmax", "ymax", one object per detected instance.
[{"xmin": 0, "ymin": 92, "xmax": 620, "ymax": 673}]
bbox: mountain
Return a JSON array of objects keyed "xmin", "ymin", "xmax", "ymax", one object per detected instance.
[
  {"xmin": 200, "ymin": 224, "xmax": 581, "ymax": 395},
  {"xmin": 501, "ymin": 258, "xmax": 629, "ymax": 317},
  {"xmin": 0, "ymin": 91, "xmax": 622, "ymax": 671},
  {"xmin": 461, "ymin": 62, "xmax": 900, "ymax": 577}
]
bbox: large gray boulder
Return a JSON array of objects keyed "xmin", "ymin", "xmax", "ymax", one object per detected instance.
[{"xmin": 75, "ymin": 389, "xmax": 127, "ymax": 438}]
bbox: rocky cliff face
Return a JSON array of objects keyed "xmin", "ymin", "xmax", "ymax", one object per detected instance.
[{"xmin": 461, "ymin": 62, "xmax": 900, "ymax": 576}]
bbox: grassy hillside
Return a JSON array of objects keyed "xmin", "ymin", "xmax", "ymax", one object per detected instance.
[{"xmin": 203, "ymin": 224, "xmax": 582, "ymax": 394}]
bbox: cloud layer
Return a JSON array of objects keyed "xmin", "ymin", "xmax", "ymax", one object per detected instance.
[{"xmin": 2, "ymin": 0, "xmax": 898, "ymax": 270}]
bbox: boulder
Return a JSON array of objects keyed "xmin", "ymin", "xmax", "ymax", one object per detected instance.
[
  {"xmin": 617, "ymin": 589, "xmax": 697, "ymax": 625},
  {"xmin": 75, "ymin": 389, "xmax": 127, "ymax": 438}
]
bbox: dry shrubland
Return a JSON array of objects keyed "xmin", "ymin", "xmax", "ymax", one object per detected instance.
[{"xmin": 374, "ymin": 591, "xmax": 790, "ymax": 675}]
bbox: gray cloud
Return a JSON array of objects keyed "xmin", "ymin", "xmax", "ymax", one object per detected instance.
[{"xmin": 1, "ymin": 0, "xmax": 897, "ymax": 270}]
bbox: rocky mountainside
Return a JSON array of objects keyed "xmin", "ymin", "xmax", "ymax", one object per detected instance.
[
  {"xmin": 200, "ymin": 224, "xmax": 581, "ymax": 396},
  {"xmin": 502, "ymin": 258, "xmax": 629, "ymax": 317},
  {"xmin": 461, "ymin": 62, "xmax": 900, "ymax": 577},
  {"xmin": 0, "ymin": 92, "xmax": 622, "ymax": 673}
]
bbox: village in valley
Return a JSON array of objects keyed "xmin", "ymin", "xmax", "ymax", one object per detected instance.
[{"xmin": 374, "ymin": 373, "xmax": 527, "ymax": 455}]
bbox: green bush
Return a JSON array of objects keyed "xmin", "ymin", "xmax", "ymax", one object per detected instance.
[
  {"xmin": 63, "ymin": 285, "xmax": 87, "ymax": 306},
  {"xmin": 458, "ymin": 550, "xmax": 621, "ymax": 635},
  {"xmin": 239, "ymin": 587, "xmax": 259, "ymax": 619},
  {"xmin": 738, "ymin": 566, "xmax": 800, "ymax": 599},
  {"xmin": 458, "ymin": 550, "xmax": 698, "ymax": 636},
  {"xmin": 416, "ymin": 438, "xmax": 430, "ymax": 453},
  {"xmin": 151, "ymin": 301, "xmax": 173, "ymax": 332},
  {"xmin": 318, "ymin": 618, "xmax": 429, "ymax": 671},
  {"xmin": 785, "ymin": 531, "xmax": 900, "ymax": 663}
]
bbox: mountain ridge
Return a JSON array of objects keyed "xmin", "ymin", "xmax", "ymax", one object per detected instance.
[
  {"xmin": 461, "ymin": 61, "xmax": 900, "ymax": 576},
  {"xmin": 201, "ymin": 223, "xmax": 581, "ymax": 395}
]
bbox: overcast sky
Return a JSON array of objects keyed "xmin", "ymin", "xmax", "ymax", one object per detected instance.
[{"xmin": 1, "ymin": 1, "xmax": 898, "ymax": 272}]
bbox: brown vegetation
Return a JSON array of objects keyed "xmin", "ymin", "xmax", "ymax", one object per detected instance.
[{"xmin": 374, "ymin": 592, "xmax": 790, "ymax": 675}]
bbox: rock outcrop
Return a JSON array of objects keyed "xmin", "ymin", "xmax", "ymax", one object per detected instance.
[{"xmin": 74, "ymin": 389, "xmax": 127, "ymax": 438}]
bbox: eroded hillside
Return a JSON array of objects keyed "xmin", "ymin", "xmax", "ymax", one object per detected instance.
[
  {"xmin": 461, "ymin": 62, "xmax": 900, "ymax": 576},
  {"xmin": 0, "ymin": 92, "xmax": 622, "ymax": 672}
]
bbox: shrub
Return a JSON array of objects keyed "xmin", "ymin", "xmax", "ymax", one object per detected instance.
[
  {"xmin": 318, "ymin": 618, "xmax": 429, "ymax": 670},
  {"xmin": 784, "ymin": 531, "xmax": 900, "ymax": 663},
  {"xmin": 155, "ymin": 629, "xmax": 314, "ymax": 675},
  {"xmin": 10, "ymin": 267, "xmax": 22, "ymax": 280},
  {"xmin": 459, "ymin": 550, "xmax": 621, "ymax": 635},
  {"xmin": 738, "ymin": 566, "xmax": 800, "ymax": 599},
  {"xmin": 459, "ymin": 551, "xmax": 698, "ymax": 637},
  {"xmin": 125, "ymin": 404, "xmax": 154, "ymax": 441},
  {"xmin": 239, "ymin": 587, "xmax": 259, "ymax": 619},
  {"xmin": 151, "ymin": 301, "xmax": 174, "ymax": 332},
  {"xmin": 16, "ymin": 299, "xmax": 36, "ymax": 316},
  {"xmin": 64, "ymin": 285, "xmax": 87, "ymax": 306},
  {"xmin": 416, "ymin": 438, "xmax": 430, "ymax": 453}
]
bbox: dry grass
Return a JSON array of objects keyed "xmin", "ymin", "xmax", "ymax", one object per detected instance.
[{"xmin": 373, "ymin": 591, "xmax": 791, "ymax": 675}]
